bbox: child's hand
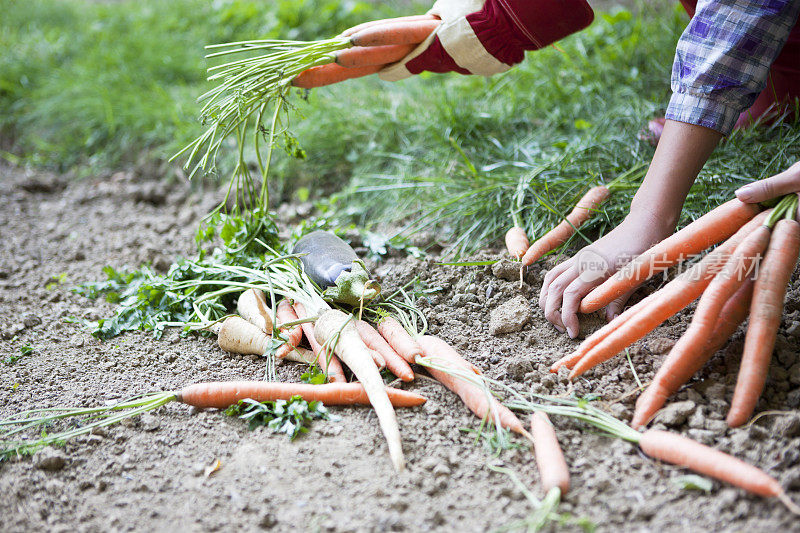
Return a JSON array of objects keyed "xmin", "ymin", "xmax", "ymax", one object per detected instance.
[
  {"xmin": 539, "ymin": 209, "xmax": 674, "ymax": 338},
  {"xmin": 735, "ymin": 162, "xmax": 800, "ymax": 208}
]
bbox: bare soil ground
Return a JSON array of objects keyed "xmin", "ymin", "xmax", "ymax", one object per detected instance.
[{"xmin": 1, "ymin": 163, "xmax": 799, "ymax": 532}]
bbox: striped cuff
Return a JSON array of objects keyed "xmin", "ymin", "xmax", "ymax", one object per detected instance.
[{"xmin": 665, "ymin": 91, "xmax": 740, "ymax": 136}]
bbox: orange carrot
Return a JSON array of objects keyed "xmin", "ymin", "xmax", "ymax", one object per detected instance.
[
  {"xmin": 178, "ymin": 381, "xmax": 426, "ymax": 409},
  {"xmin": 530, "ymin": 412, "xmax": 570, "ymax": 494},
  {"xmin": 335, "ymin": 44, "xmax": 415, "ymax": 68},
  {"xmin": 292, "ymin": 63, "xmax": 383, "ymax": 89},
  {"xmin": 356, "ymin": 319, "xmax": 414, "ymax": 382},
  {"xmin": 293, "ymin": 302, "xmax": 347, "ymax": 383},
  {"xmin": 632, "ymin": 279, "xmax": 754, "ymax": 428},
  {"xmin": 581, "ymin": 199, "xmax": 761, "ymax": 314},
  {"xmin": 728, "ymin": 218, "xmax": 800, "ymax": 427},
  {"xmin": 377, "ymin": 317, "xmax": 422, "ymax": 364},
  {"xmin": 550, "ymin": 291, "xmax": 656, "ymax": 373},
  {"xmin": 521, "ymin": 186, "xmax": 610, "ymax": 267},
  {"xmin": 639, "ymin": 429, "xmax": 783, "ymax": 497},
  {"xmin": 349, "ymin": 19, "xmax": 440, "ymax": 47},
  {"xmin": 417, "ymin": 335, "xmax": 525, "ymax": 434},
  {"xmin": 567, "ymin": 211, "xmax": 770, "ymax": 378},
  {"xmin": 276, "ymin": 299, "xmax": 304, "ymax": 359},
  {"xmin": 340, "ymin": 14, "xmax": 439, "ymax": 37},
  {"xmin": 505, "ymin": 226, "xmax": 530, "ymax": 260}
]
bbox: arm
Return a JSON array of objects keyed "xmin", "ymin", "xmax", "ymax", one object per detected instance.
[{"xmin": 540, "ymin": 0, "xmax": 800, "ymax": 336}]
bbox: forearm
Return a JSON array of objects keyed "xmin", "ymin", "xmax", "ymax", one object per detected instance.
[{"xmin": 629, "ymin": 119, "xmax": 723, "ymax": 231}]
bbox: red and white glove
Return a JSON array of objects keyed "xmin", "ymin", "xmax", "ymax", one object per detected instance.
[{"xmin": 380, "ymin": 0, "xmax": 594, "ymax": 81}]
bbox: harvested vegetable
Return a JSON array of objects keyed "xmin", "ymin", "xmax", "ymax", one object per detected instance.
[
  {"xmin": 236, "ymin": 288, "xmax": 273, "ymax": 333},
  {"xmin": 315, "ymin": 309, "xmax": 406, "ymax": 471},
  {"xmin": 530, "ymin": 412, "xmax": 570, "ymax": 495},
  {"xmin": 275, "ymin": 299, "xmax": 304, "ymax": 359},
  {"xmin": 632, "ymin": 279, "xmax": 754, "ymax": 428},
  {"xmin": 728, "ymin": 216, "xmax": 800, "ymax": 427},
  {"xmin": 0, "ymin": 382, "xmax": 426, "ymax": 460},
  {"xmin": 562, "ymin": 210, "xmax": 769, "ymax": 378},
  {"xmin": 348, "ymin": 19, "xmax": 441, "ymax": 47},
  {"xmin": 217, "ymin": 316, "xmax": 270, "ymax": 356},
  {"xmin": 356, "ymin": 319, "xmax": 414, "ymax": 382},
  {"xmin": 580, "ymin": 199, "xmax": 761, "ymax": 314},
  {"xmin": 293, "ymin": 302, "xmax": 347, "ymax": 383},
  {"xmin": 377, "ymin": 316, "xmax": 422, "ymax": 364},
  {"xmin": 334, "ymin": 44, "xmax": 415, "ymax": 68},
  {"xmin": 416, "ymin": 335, "xmax": 526, "ymax": 435},
  {"xmin": 504, "ymin": 226, "xmax": 530, "ymax": 260},
  {"xmin": 521, "ymin": 185, "xmax": 610, "ymax": 267}
]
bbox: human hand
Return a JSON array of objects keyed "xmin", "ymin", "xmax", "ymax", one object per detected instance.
[
  {"xmin": 538, "ymin": 210, "xmax": 675, "ymax": 338},
  {"xmin": 379, "ymin": 0, "xmax": 593, "ymax": 82},
  {"xmin": 735, "ymin": 161, "xmax": 800, "ymax": 211}
]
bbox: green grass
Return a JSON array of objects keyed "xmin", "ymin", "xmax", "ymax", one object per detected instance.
[
  {"xmin": 2, "ymin": 1, "xmax": 798, "ymax": 256},
  {"xmin": 0, "ymin": 0, "xmax": 399, "ymax": 172}
]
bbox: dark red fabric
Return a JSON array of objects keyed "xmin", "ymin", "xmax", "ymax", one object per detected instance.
[
  {"xmin": 406, "ymin": 36, "xmax": 472, "ymax": 75},
  {"xmin": 679, "ymin": 0, "xmax": 800, "ymax": 126},
  {"xmin": 407, "ymin": 0, "xmax": 594, "ymax": 75}
]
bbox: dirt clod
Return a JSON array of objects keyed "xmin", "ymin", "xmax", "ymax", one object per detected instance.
[
  {"xmin": 489, "ymin": 295, "xmax": 531, "ymax": 335},
  {"xmin": 34, "ymin": 448, "xmax": 67, "ymax": 471},
  {"xmin": 653, "ymin": 400, "xmax": 696, "ymax": 427}
]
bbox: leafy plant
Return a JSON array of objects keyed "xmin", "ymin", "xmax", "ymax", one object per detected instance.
[
  {"xmin": 224, "ymin": 396, "xmax": 330, "ymax": 439},
  {"xmin": 4, "ymin": 346, "xmax": 33, "ymax": 366}
]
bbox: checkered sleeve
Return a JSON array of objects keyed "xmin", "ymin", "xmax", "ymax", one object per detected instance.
[{"xmin": 666, "ymin": 0, "xmax": 800, "ymax": 135}]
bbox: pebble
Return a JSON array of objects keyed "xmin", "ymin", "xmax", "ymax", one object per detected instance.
[
  {"xmin": 653, "ymin": 400, "xmax": 696, "ymax": 427},
  {"xmin": 22, "ymin": 314, "xmax": 41, "ymax": 328},
  {"xmin": 489, "ymin": 295, "xmax": 531, "ymax": 335},
  {"xmin": 258, "ymin": 511, "xmax": 278, "ymax": 529},
  {"xmin": 491, "ymin": 259, "xmax": 521, "ymax": 282},
  {"xmin": 34, "ymin": 448, "xmax": 67, "ymax": 471}
]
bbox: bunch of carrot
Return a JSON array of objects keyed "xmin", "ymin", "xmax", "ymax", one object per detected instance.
[{"xmin": 551, "ymin": 195, "xmax": 800, "ymax": 429}]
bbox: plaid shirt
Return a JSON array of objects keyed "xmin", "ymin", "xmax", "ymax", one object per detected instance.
[{"xmin": 666, "ymin": 0, "xmax": 800, "ymax": 135}]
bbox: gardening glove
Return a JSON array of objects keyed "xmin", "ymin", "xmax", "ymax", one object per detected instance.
[{"xmin": 379, "ymin": 0, "xmax": 594, "ymax": 81}]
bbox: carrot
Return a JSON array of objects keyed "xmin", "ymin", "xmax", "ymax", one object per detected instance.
[
  {"xmin": 177, "ymin": 381, "xmax": 427, "ymax": 409},
  {"xmin": 275, "ymin": 299, "xmax": 304, "ymax": 359},
  {"xmin": 340, "ymin": 14, "xmax": 439, "ymax": 37},
  {"xmin": 631, "ymin": 279, "xmax": 754, "ymax": 428},
  {"xmin": 292, "ymin": 63, "xmax": 383, "ymax": 89},
  {"xmin": 550, "ymin": 291, "xmax": 656, "ymax": 373},
  {"xmin": 521, "ymin": 186, "xmax": 610, "ymax": 267},
  {"xmin": 293, "ymin": 302, "xmax": 347, "ymax": 383},
  {"xmin": 505, "ymin": 226, "xmax": 530, "ymax": 260},
  {"xmin": 728, "ymin": 218, "xmax": 800, "ymax": 427},
  {"xmin": 639, "ymin": 429, "xmax": 784, "ymax": 497},
  {"xmin": 315, "ymin": 309, "xmax": 406, "ymax": 471},
  {"xmin": 349, "ymin": 19, "xmax": 440, "ymax": 47},
  {"xmin": 581, "ymin": 199, "xmax": 761, "ymax": 314},
  {"xmin": 369, "ymin": 348, "xmax": 387, "ymax": 370},
  {"xmin": 334, "ymin": 44, "xmax": 415, "ymax": 68},
  {"xmin": 417, "ymin": 335, "xmax": 525, "ymax": 434},
  {"xmin": 236, "ymin": 288, "xmax": 273, "ymax": 333},
  {"xmin": 377, "ymin": 316, "xmax": 423, "ymax": 364},
  {"xmin": 530, "ymin": 412, "xmax": 570, "ymax": 494},
  {"xmin": 356, "ymin": 319, "xmax": 415, "ymax": 382},
  {"xmin": 567, "ymin": 211, "xmax": 770, "ymax": 378},
  {"xmin": 217, "ymin": 316, "xmax": 270, "ymax": 356}
]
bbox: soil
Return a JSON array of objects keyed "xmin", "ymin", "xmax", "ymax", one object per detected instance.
[{"xmin": 1, "ymin": 162, "xmax": 799, "ymax": 533}]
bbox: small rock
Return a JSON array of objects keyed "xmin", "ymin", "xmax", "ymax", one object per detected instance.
[
  {"xmin": 653, "ymin": 400, "xmax": 696, "ymax": 427},
  {"xmin": 129, "ymin": 181, "xmax": 168, "ymax": 205},
  {"xmin": 432, "ymin": 464, "xmax": 451, "ymax": 478},
  {"xmin": 789, "ymin": 363, "xmax": 800, "ymax": 386},
  {"xmin": 258, "ymin": 511, "xmax": 278, "ymax": 529},
  {"xmin": 140, "ymin": 414, "xmax": 161, "ymax": 432},
  {"xmin": 705, "ymin": 419, "xmax": 728, "ymax": 433},
  {"xmin": 22, "ymin": 314, "xmax": 41, "ymax": 328},
  {"xmin": 505, "ymin": 358, "xmax": 531, "ymax": 381},
  {"xmin": 18, "ymin": 173, "xmax": 65, "ymax": 194},
  {"xmin": 647, "ymin": 337, "xmax": 676, "ymax": 354},
  {"xmin": 491, "ymin": 259, "xmax": 521, "ymax": 282},
  {"xmin": 489, "ymin": 296, "xmax": 531, "ymax": 335},
  {"xmin": 35, "ymin": 448, "xmax": 67, "ymax": 471}
]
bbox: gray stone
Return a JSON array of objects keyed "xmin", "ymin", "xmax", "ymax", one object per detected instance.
[
  {"xmin": 491, "ymin": 259, "xmax": 522, "ymax": 282},
  {"xmin": 489, "ymin": 296, "xmax": 531, "ymax": 335},
  {"xmin": 34, "ymin": 448, "xmax": 67, "ymax": 471},
  {"xmin": 653, "ymin": 400, "xmax": 696, "ymax": 427}
]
